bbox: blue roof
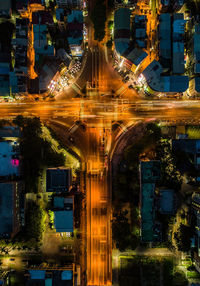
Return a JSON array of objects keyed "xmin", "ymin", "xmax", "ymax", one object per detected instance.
[
  {"xmin": 54, "ymin": 210, "xmax": 73, "ymax": 232},
  {"xmin": 68, "ymin": 10, "xmax": 83, "ymax": 23},
  {"xmin": 45, "ymin": 278, "xmax": 52, "ymax": 286},
  {"xmin": 114, "ymin": 8, "xmax": 130, "ymax": 30},
  {"xmin": 160, "ymin": 189, "xmax": 175, "ymax": 214},
  {"xmin": 195, "ymin": 77, "xmax": 200, "ymax": 92},
  {"xmin": 0, "ymin": 183, "xmax": 15, "ymax": 235},
  {"xmin": 114, "ymin": 41, "xmax": 129, "ymax": 56},
  {"xmin": 61, "ymin": 271, "xmax": 73, "ymax": 280},
  {"xmin": 56, "ymin": 8, "xmax": 64, "ymax": 21},
  {"xmin": 29, "ymin": 270, "xmax": 46, "ymax": 280},
  {"xmin": 54, "ymin": 197, "xmax": 64, "ymax": 208}
]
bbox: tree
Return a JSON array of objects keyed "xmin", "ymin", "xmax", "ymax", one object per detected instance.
[
  {"xmin": 112, "ymin": 210, "xmax": 131, "ymax": 251},
  {"xmin": 174, "ymin": 223, "xmax": 193, "ymax": 252}
]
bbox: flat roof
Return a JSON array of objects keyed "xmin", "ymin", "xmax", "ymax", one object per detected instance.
[
  {"xmin": 114, "ymin": 8, "xmax": 131, "ymax": 31},
  {"xmin": 0, "ymin": 182, "xmax": 14, "ymax": 235},
  {"xmin": 160, "ymin": 189, "xmax": 175, "ymax": 214},
  {"xmin": 0, "ymin": 141, "xmax": 19, "ymax": 177},
  {"xmin": 54, "ymin": 210, "xmax": 73, "ymax": 232}
]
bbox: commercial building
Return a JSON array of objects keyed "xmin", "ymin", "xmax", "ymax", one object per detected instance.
[
  {"xmin": 0, "ymin": 140, "xmax": 20, "ymax": 178},
  {"xmin": 25, "ymin": 267, "xmax": 76, "ymax": 286},
  {"xmin": 46, "ymin": 168, "xmax": 72, "ymax": 193},
  {"xmin": 67, "ymin": 10, "xmax": 83, "ymax": 57},
  {"xmin": 56, "ymin": 0, "xmax": 82, "ymax": 9},
  {"xmin": 53, "ymin": 196, "xmax": 74, "ymax": 234},
  {"xmin": 0, "ymin": 181, "xmax": 25, "ymax": 238},
  {"xmin": 140, "ymin": 161, "xmax": 161, "ymax": 242}
]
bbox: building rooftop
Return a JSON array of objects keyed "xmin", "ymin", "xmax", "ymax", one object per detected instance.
[
  {"xmin": 0, "ymin": 182, "xmax": 14, "ymax": 235},
  {"xmin": 0, "ymin": 126, "xmax": 21, "ymax": 138},
  {"xmin": 54, "ymin": 210, "xmax": 73, "ymax": 233},
  {"xmin": 46, "ymin": 168, "xmax": 72, "ymax": 193},
  {"xmin": 140, "ymin": 161, "xmax": 160, "ymax": 242},
  {"xmin": 159, "ymin": 189, "xmax": 175, "ymax": 214},
  {"xmin": 143, "ymin": 60, "xmax": 189, "ymax": 92},
  {"xmin": 159, "ymin": 14, "xmax": 171, "ymax": 63},
  {"xmin": 0, "ymin": 141, "xmax": 20, "ymax": 177},
  {"xmin": 114, "ymin": 8, "xmax": 131, "ymax": 31},
  {"xmin": 27, "ymin": 270, "xmax": 73, "ymax": 286}
]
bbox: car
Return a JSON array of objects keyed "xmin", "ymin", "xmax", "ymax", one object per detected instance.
[
  {"xmin": 68, "ymin": 136, "xmax": 74, "ymax": 143},
  {"xmin": 10, "ymin": 258, "xmax": 15, "ymax": 261},
  {"xmin": 128, "ymin": 84, "xmax": 134, "ymax": 89}
]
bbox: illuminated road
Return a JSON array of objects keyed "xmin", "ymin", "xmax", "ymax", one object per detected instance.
[
  {"xmin": 2, "ymin": 1, "xmax": 200, "ymax": 285},
  {"xmin": 1, "ymin": 100, "xmax": 200, "ymax": 122}
]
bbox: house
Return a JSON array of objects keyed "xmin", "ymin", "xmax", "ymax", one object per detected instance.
[
  {"xmin": 0, "ymin": 181, "xmax": 25, "ymax": 238},
  {"xmin": 53, "ymin": 196, "xmax": 74, "ymax": 234},
  {"xmin": 140, "ymin": 161, "xmax": 161, "ymax": 242},
  {"xmin": 114, "ymin": 8, "xmax": 147, "ymax": 71},
  {"xmin": 67, "ymin": 10, "xmax": 83, "ymax": 57},
  {"xmin": 46, "ymin": 168, "xmax": 72, "ymax": 193}
]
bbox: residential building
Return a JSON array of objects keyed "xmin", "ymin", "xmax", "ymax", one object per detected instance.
[
  {"xmin": 173, "ymin": 13, "xmax": 186, "ymax": 74},
  {"xmin": 16, "ymin": 0, "xmax": 28, "ymax": 13},
  {"xmin": 53, "ymin": 196, "xmax": 74, "ymax": 234},
  {"xmin": 140, "ymin": 161, "xmax": 161, "ymax": 242},
  {"xmin": 142, "ymin": 60, "xmax": 189, "ymax": 93},
  {"xmin": 32, "ymin": 10, "xmax": 54, "ymax": 26},
  {"xmin": 134, "ymin": 15, "xmax": 147, "ymax": 49},
  {"xmin": 114, "ymin": 8, "xmax": 131, "ymax": 56},
  {"xmin": 46, "ymin": 168, "xmax": 72, "ymax": 193},
  {"xmin": 0, "ymin": 0, "xmax": 11, "ymax": 18},
  {"xmin": 158, "ymin": 13, "xmax": 171, "ymax": 70},
  {"xmin": 33, "ymin": 23, "xmax": 55, "ymax": 74},
  {"xmin": 56, "ymin": 0, "xmax": 82, "ymax": 9},
  {"xmin": 67, "ymin": 10, "xmax": 83, "ymax": 57},
  {"xmin": 56, "ymin": 8, "xmax": 67, "ymax": 32},
  {"xmin": 172, "ymin": 139, "xmax": 200, "ymax": 175},
  {"xmin": 10, "ymin": 18, "xmax": 29, "ymax": 94},
  {"xmin": 0, "ymin": 181, "xmax": 25, "ymax": 238},
  {"xmin": 159, "ymin": 189, "xmax": 176, "ymax": 215},
  {"xmin": 143, "ymin": 13, "xmax": 188, "ymax": 94},
  {"xmin": 114, "ymin": 8, "xmax": 147, "ymax": 71}
]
